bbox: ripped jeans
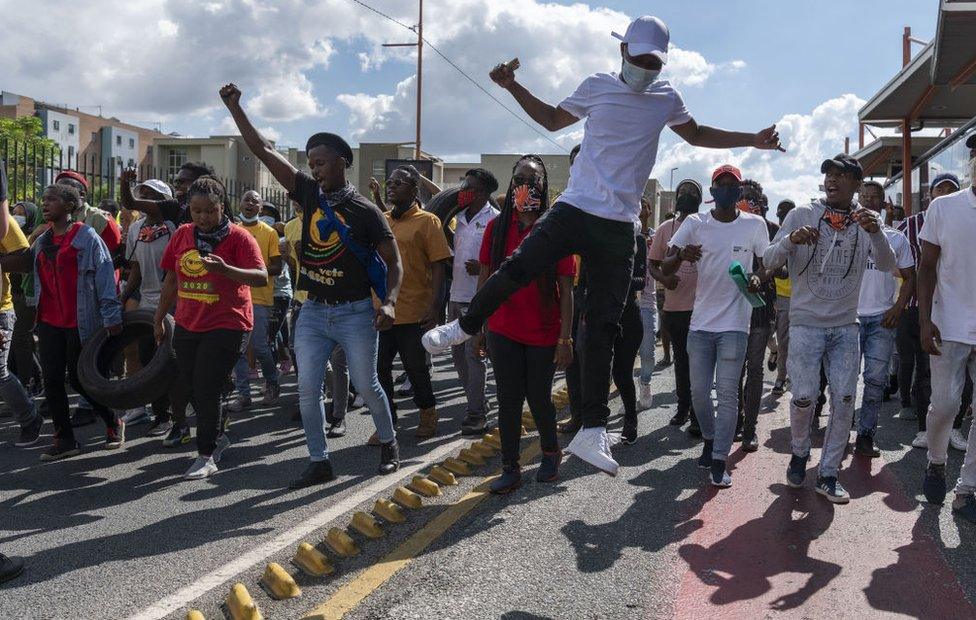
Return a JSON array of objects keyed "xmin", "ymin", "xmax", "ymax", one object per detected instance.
[{"xmin": 787, "ymin": 324, "xmax": 860, "ymax": 478}]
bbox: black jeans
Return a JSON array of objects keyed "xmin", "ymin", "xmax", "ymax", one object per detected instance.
[
  {"xmin": 612, "ymin": 296, "xmax": 643, "ymax": 421},
  {"xmin": 564, "ymin": 285, "xmax": 585, "ymax": 422},
  {"xmin": 663, "ymin": 310, "xmax": 693, "ymax": 417},
  {"xmin": 487, "ymin": 331, "xmax": 559, "ymax": 468},
  {"xmin": 460, "ymin": 203, "xmax": 635, "ymax": 428},
  {"xmin": 738, "ymin": 323, "xmax": 772, "ymax": 440},
  {"xmin": 378, "ymin": 322, "xmax": 436, "ymax": 425},
  {"xmin": 137, "ymin": 334, "xmax": 189, "ymax": 425},
  {"xmin": 173, "ymin": 326, "xmax": 247, "ymax": 456},
  {"xmin": 268, "ymin": 296, "xmax": 290, "ymax": 361},
  {"xmin": 37, "ymin": 322, "xmax": 117, "ymax": 444}
]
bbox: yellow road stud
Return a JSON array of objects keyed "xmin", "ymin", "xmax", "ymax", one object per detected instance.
[
  {"xmin": 441, "ymin": 457, "xmax": 471, "ymax": 476},
  {"xmin": 225, "ymin": 583, "xmax": 262, "ymax": 620},
  {"xmin": 483, "ymin": 433, "xmax": 501, "ymax": 449},
  {"xmin": 408, "ymin": 475, "xmax": 442, "ymax": 497},
  {"xmin": 393, "ymin": 485, "xmax": 423, "ymax": 509},
  {"xmin": 428, "ymin": 465, "xmax": 458, "ymax": 486},
  {"xmin": 350, "ymin": 511, "xmax": 385, "ymax": 539},
  {"xmin": 374, "ymin": 498, "xmax": 406, "ymax": 523},
  {"xmin": 471, "ymin": 440, "xmax": 496, "ymax": 457},
  {"xmin": 325, "ymin": 527, "xmax": 360, "ymax": 557},
  {"xmin": 458, "ymin": 448, "xmax": 486, "ymax": 466},
  {"xmin": 186, "ymin": 611, "xmax": 206, "ymax": 620},
  {"xmin": 260, "ymin": 562, "xmax": 301, "ymax": 600},
  {"xmin": 293, "ymin": 542, "xmax": 334, "ymax": 577}
]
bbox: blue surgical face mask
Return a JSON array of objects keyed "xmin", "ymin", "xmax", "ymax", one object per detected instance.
[
  {"xmin": 12, "ymin": 215, "xmax": 27, "ymax": 228},
  {"xmin": 259, "ymin": 215, "xmax": 276, "ymax": 226},
  {"xmin": 621, "ymin": 58, "xmax": 660, "ymax": 92},
  {"xmin": 239, "ymin": 212, "xmax": 259, "ymax": 224},
  {"xmin": 710, "ymin": 186, "xmax": 742, "ymax": 210}
]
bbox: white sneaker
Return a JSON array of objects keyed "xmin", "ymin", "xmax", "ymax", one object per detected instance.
[
  {"xmin": 422, "ymin": 319, "xmax": 471, "ymax": 354},
  {"xmin": 566, "ymin": 427, "xmax": 619, "ymax": 476},
  {"xmin": 638, "ymin": 383, "xmax": 653, "ymax": 411},
  {"xmin": 121, "ymin": 406, "xmax": 151, "ymax": 425},
  {"xmin": 949, "ymin": 429, "xmax": 969, "ymax": 452},
  {"xmin": 911, "ymin": 431, "xmax": 928, "ymax": 449},
  {"xmin": 184, "ymin": 456, "xmax": 218, "ymax": 480}
]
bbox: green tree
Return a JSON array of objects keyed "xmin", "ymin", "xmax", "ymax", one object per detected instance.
[{"xmin": 0, "ymin": 116, "xmax": 60, "ymax": 203}]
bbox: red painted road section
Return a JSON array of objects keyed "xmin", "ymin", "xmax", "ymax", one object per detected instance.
[{"xmin": 670, "ymin": 399, "xmax": 976, "ymax": 619}]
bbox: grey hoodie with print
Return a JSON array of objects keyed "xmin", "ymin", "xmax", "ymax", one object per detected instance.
[{"xmin": 763, "ymin": 200, "xmax": 895, "ymax": 328}]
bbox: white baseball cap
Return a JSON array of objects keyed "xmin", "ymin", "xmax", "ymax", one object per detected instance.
[
  {"xmin": 135, "ymin": 179, "xmax": 173, "ymax": 199},
  {"xmin": 612, "ymin": 16, "xmax": 669, "ymax": 64}
]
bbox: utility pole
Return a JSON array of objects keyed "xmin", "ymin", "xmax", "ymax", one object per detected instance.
[{"xmin": 383, "ymin": 0, "xmax": 423, "ymax": 160}]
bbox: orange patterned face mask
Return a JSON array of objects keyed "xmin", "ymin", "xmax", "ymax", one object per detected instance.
[
  {"xmin": 513, "ymin": 184, "xmax": 542, "ymax": 212},
  {"xmin": 736, "ymin": 199, "xmax": 761, "ymax": 214},
  {"xmin": 823, "ymin": 208, "xmax": 855, "ymax": 231}
]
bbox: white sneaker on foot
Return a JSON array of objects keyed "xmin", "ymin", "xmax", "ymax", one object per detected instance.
[
  {"xmin": 638, "ymin": 383, "xmax": 652, "ymax": 411},
  {"xmin": 422, "ymin": 319, "xmax": 471, "ymax": 353},
  {"xmin": 949, "ymin": 428, "xmax": 969, "ymax": 452},
  {"xmin": 184, "ymin": 456, "xmax": 218, "ymax": 480},
  {"xmin": 566, "ymin": 427, "xmax": 619, "ymax": 476},
  {"xmin": 911, "ymin": 431, "xmax": 928, "ymax": 449}
]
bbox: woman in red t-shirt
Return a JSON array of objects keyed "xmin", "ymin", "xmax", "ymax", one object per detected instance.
[
  {"xmin": 155, "ymin": 177, "xmax": 267, "ymax": 480},
  {"xmin": 475, "ymin": 155, "xmax": 575, "ymax": 494}
]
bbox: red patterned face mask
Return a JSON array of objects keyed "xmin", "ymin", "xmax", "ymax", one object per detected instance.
[
  {"xmin": 823, "ymin": 208, "xmax": 855, "ymax": 231},
  {"xmin": 456, "ymin": 189, "xmax": 477, "ymax": 209}
]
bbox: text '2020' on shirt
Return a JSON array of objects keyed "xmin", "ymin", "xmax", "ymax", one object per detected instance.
[
  {"xmin": 558, "ymin": 73, "xmax": 691, "ymax": 225},
  {"xmin": 160, "ymin": 223, "xmax": 264, "ymax": 333},
  {"xmin": 290, "ymin": 172, "xmax": 394, "ymax": 305},
  {"xmin": 669, "ymin": 211, "xmax": 769, "ymax": 334},
  {"xmin": 918, "ymin": 188, "xmax": 976, "ymax": 345}
]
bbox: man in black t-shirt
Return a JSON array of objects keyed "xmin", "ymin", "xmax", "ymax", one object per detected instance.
[{"xmin": 220, "ymin": 83, "xmax": 403, "ymax": 489}]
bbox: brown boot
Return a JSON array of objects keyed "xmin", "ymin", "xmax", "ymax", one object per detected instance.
[
  {"xmin": 415, "ymin": 407, "xmax": 438, "ymax": 439},
  {"xmin": 366, "ymin": 431, "xmax": 381, "ymax": 446}
]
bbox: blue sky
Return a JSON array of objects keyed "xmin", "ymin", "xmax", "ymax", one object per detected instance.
[{"xmin": 3, "ymin": 0, "xmax": 939, "ymax": 202}]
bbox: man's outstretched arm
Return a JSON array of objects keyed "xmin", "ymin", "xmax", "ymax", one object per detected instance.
[
  {"xmin": 671, "ymin": 119, "xmax": 785, "ymax": 152},
  {"xmin": 219, "ymin": 83, "xmax": 298, "ymax": 193},
  {"xmin": 489, "ymin": 63, "xmax": 579, "ymax": 132}
]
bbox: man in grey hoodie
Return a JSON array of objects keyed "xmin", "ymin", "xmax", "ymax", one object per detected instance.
[{"xmin": 764, "ymin": 154, "xmax": 895, "ymax": 503}]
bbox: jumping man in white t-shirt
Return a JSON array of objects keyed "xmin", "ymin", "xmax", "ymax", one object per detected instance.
[{"xmin": 422, "ymin": 15, "xmax": 784, "ymax": 476}]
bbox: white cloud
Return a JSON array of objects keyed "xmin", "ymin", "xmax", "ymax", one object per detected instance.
[{"xmin": 664, "ymin": 45, "xmax": 745, "ymax": 89}]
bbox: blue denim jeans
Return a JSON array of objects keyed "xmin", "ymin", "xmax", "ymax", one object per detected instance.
[
  {"xmin": 294, "ymin": 298, "xmax": 395, "ymax": 461},
  {"xmin": 0, "ymin": 310, "xmax": 37, "ymax": 427},
  {"xmin": 788, "ymin": 324, "xmax": 860, "ymax": 478},
  {"xmin": 688, "ymin": 329, "xmax": 748, "ymax": 461},
  {"xmin": 234, "ymin": 303, "xmax": 279, "ymax": 396},
  {"xmin": 639, "ymin": 305, "xmax": 656, "ymax": 384},
  {"xmin": 858, "ymin": 313, "xmax": 895, "ymax": 436}
]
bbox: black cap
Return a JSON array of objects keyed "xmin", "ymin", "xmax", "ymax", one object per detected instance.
[
  {"xmin": 820, "ymin": 153, "xmax": 863, "ymax": 179},
  {"xmin": 966, "ymin": 133, "xmax": 976, "ymax": 150},
  {"xmin": 305, "ymin": 132, "xmax": 354, "ymax": 168}
]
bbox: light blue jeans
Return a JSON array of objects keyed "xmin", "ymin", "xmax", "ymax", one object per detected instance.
[
  {"xmin": 688, "ymin": 329, "xmax": 748, "ymax": 461},
  {"xmin": 294, "ymin": 298, "xmax": 395, "ymax": 461},
  {"xmin": 788, "ymin": 324, "xmax": 860, "ymax": 478},
  {"xmin": 639, "ymin": 305, "xmax": 657, "ymax": 384},
  {"xmin": 234, "ymin": 303, "xmax": 279, "ymax": 396},
  {"xmin": 858, "ymin": 313, "xmax": 895, "ymax": 436}
]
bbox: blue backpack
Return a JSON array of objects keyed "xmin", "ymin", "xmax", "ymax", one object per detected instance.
[{"xmin": 315, "ymin": 193, "xmax": 388, "ymax": 301}]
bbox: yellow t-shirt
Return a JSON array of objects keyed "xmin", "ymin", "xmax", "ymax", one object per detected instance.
[
  {"xmin": 0, "ymin": 221, "xmax": 30, "ymax": 312},
  {"xmin": 774, "ymin": 276, "xmax": 791, "ymax": 299},
  {"xmin": 283, "ymin": 217, "xmax": 307, "ymax": 303},
  {"xmin": 238, "ymin": 221, "xmax": 280, "ymax": 306},
  {"xmin": 385, "ymin": 206, "xmax": 452, "ymax": 325}
]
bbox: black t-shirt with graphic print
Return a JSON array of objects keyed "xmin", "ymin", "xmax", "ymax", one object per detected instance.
[{"xmin": 290, "ymin": 171, "xmax": 393, "ymax": 304}]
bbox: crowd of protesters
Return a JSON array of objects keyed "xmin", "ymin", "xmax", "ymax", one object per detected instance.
[{"xmin": 2, "ymin": 13, "xmax": 976, "ymax": 586}]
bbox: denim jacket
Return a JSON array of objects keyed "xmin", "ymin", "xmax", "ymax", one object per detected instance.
[{"xmin": 27, "ymin": 223, "xmax": 122, "ymax": 341}]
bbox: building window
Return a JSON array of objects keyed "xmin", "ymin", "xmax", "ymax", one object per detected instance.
[
  {"xmin": 116, "ymin": 135, "xmax": 122, "ymax": 146},
  {"xmin": 68, "ymin": 123, "xmax": 75, "ymax": 135},
  {"xmin": 129, "ymin": 138, "xmax": 135, "ymax": 149},
  {"xmin": 68, "ymin": 145, "xmax": 75, "ymax": 161},
  {"xmin": 91, "ymin": 131, "xmax": 98, "ymax": 142},
  {"xmin": 167, "ymin": 148, "xmax": 188, "ymax": 181},
  {"xmin": 52, "ymin": 120, "xmax": 60, "ymax": 131}
]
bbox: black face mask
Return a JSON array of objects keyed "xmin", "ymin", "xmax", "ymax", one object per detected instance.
[{"xmin": 675, "ymin": 193, "xmax": 701, "ymax": 214}]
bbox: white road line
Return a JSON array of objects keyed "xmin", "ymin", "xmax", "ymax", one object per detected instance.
[{"xmin": 127, "ymin": 438, "xmax": 465, "ymax": 620}]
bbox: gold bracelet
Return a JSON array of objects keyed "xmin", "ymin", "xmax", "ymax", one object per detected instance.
[{"xmin": 558, "ymin": 337, "xmax": 573, "ymax": 346}]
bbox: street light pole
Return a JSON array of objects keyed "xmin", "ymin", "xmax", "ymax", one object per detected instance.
[{"xmin": 670, "ymin": 167, "xmax": 678, "ymax": 192}]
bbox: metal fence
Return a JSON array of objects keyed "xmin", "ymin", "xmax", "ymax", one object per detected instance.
[{"xmin": 1, "ymin": 138, "xmax": 292, "ymax": 216}]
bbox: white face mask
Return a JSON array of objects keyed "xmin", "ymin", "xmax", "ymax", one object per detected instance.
[
  {"xmin": 12, "ymin": 215, "xmax": 26, "ymax": 228},
  {"xmin": 620, "ymin": 58, "xmax": 660, "ymax": 92},
  {"xmin": 239, "ymin": 212, "xmax": 259, "ymax": 224}
]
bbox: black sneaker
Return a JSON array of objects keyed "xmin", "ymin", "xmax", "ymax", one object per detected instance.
[
  {"xmin": 697, "ymin": 440, "xmax": 713, "ymax": 469},
  {"xmin": 146, "ymin": 419, "xmax": 173, "ymax": 438},
  {"xmin": 923, "ymin": 463, "xmax": 947, "ymax": 505},
  {"xmin": 0, "ymin": 554, "xmax": 25, "ymax": 584},
  {"xmin": 687, "ymin": 419, "xmax": 702, "ymax": 438},
  {"xmin": 289, "ymin": 460, "xmax": 336, "ymax": 489},
  {"xmin": 70, "ymin": 407, "xmax": 96, "ymax": 428},
  {"xmin": 379, "ymin": 441, "xmax": 399, "ymax": 475},
  {"xmin": 162, "ymin": 424, "xmax": 191, "ymax": 447},
  {"xmin": 710, "ymin": 459, "xmax": 732, "ymax": 488},
  {"xmin": 815, "ymin": 476, "xmax": 850, "ymax": 504},
  {"xmin": 536, "ymin": 450, "xmax": 561, "ymax": 482},
  {"xmin": 489, "ymin": 466, "xmax": 522, "ymax": 494},
  {"xmin": 854, "ymin": 433, "xmax": 881, "ymax": 458},
  {"xmin": 741, "ymin": 434, "xmax": 759, "ymax": 453},
  {"xmin": 15, "ymin": 416, "xmax": 43, "ymax": 447},
  {"xmin": 40, "ymin": 439, "xmax": 81, "ymax": 462},
  {"xmin": 326, "ymin": 419, "xmax": 346, "ymax": 438},
  {"xmin": 952, "ymin": 494, "xmax": 976, "ymax": 524},
  {"xmin": 669, "ymin": 411, "xmax": 688, "ymax": 426},
  {"xmin": 621, "ymin": 416, "xmax": 638, "ymax": 445},
  {"xmin": 460, "ymin": 414, "xmax": 487, "ymax": 436},
  {"xmin": 787, "ymin": 453, "xmax": 809, "ymax": 488}
]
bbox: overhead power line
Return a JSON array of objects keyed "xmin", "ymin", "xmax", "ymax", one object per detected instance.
[{"xmin": 347, "ymin": 0, "xmax": 568, "ymax": 152}]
